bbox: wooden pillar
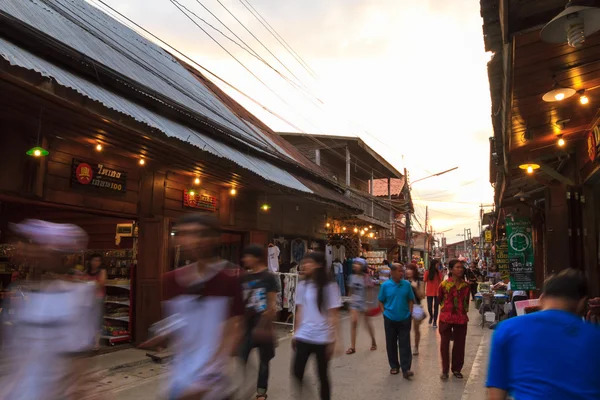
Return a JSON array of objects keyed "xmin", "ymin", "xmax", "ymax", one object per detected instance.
[
  {"xmin": 345, "ymin": 146, "xmax": 351, "ymax": 187},
  {"xmin": 545, "ymin": 185, "xmax": 570, "ymax": 275},
  {"xmin": 315, "ymin": 149, "xmax": 321, "ymax": 166},
  {"xmin": 135, "ymin": 216, "xmax": 170, "ymax": 344},
  {"xmin": 370, "ymin": 170, "xmax": 374, "ymax": 216}
]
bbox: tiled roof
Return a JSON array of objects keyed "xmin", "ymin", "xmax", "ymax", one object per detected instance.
[{"xmin": 372, "ymin": 178, "xmax": 406, "ymax": 197}]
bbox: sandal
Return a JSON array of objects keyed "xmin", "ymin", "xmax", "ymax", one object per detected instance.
[
  {"xmin": 453, "ymin": 371, "xmax": 464, "ymax": 379},
  {"xmin": 256, "ymin": 395, "xmax": 267, "ymax": 400},
  {"xmin": 346, "ymin": 348, "xmax": 356, "ymax": 355},
  {"xmin": 370, "ymin": 344, "xmax": 377, "ymax": 351},
  {"xmin": 390, "ymin": 368, "xmax": 400, "ymax": 375},
  {"xmin": 440, "ymin": 373, "xmax": 449, "ymax": 380}
]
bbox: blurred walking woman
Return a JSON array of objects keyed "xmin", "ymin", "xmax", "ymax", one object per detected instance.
[
  {"xmin": 424, "ymin": 259, "xmax": 443, "ymax": 328},
  {"xmin": 405, "ymin": 264, "xmax": 425, "ymax": 355},
  {"xmin": 86, "ymin": 254, "xmax": 107, "ymax": 350},
  {"xmin": 292, "ymin": 252, "xmax": 342, "ymax": 400}
]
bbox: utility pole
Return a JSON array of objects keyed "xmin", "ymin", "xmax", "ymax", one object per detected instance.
[
  {"xmin": 463, "ymin": 228, "xmax": 467, "ymax": 255},
  {"xmin": 404, "ymin": 168, "xmax": 411, "ymax": 263},
  {"xmin": 424, "ymin": 206, "xmax": 428, "ymax": 267},
  {"xmin": 479, "ymin": 204, "xmax": 484, "ymax": 260}
]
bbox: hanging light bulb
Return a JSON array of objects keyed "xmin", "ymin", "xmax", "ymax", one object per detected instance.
[
  {"xmin": 261, "ymin": 203, "xmax": 271, "ymax": 211},
  {"xmin": 139, "ymin": 158, "xmax": 145, "ymax": 165},
  {"xmin": 342, "ymin": 226, "xmax": 347, "ymax": 231},
  {"xmin": 519, "ymin": 163, "xmax": 540, "ymax": 174},
  {"xmin": 369, "ymin": 232, "xmax": 374, "ymax": 238},
  {"xmin": 26, "ymin": 146, "xmax": 49, "ymax": 157},
  {"xmin": 540, "ymin": 4, "xmax": 600, "ymax": 49},
  {"xmin": 230, "ymin": 187, "xmax": 237, "ymax": 196},
  {"xmin": 558, "ymin": 135, "xmax": 566, "ymax": 147},
  {"xmin": 326, "ymin": 222, "xmax": 331, "ymax": 228},
  {"xmin": 353, "ymin": 227, "xmax": 358, "ymax": 233},
  {"xmin": 96, "ymin": 143, "xmax": 103, "ymax": 151},
  {"xmin": 364, "ymin": 227, "xmax": 369, "ymax": 231},
  {"xmin": 369, "ymin": 225, "xmax": 373, "ymax": 229},
  {"xmin": 580, "ymin": 94, "xmax": 589, "ymax": 105},
  {"xmin": 194, "ymin": 177, "xmax": 201, "ymax": 185}
]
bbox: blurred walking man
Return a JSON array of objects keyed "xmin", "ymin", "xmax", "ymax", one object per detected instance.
[{"xmin": 487, "ymin": 269, "xmax": 600, "ymax": 400}]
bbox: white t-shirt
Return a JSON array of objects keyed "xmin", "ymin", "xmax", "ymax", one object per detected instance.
[
  {"xmin": 267, "ymin": 246, "xmax": 281, "ymax": 272},
  {"xmin": 294, "ymin": 281, "xmax": 342, "ymax": 344}
]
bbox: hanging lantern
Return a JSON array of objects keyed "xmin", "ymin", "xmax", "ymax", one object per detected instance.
[{"xmin": 26, "ymin": 146, "xmax": 49, "ymax": 157}]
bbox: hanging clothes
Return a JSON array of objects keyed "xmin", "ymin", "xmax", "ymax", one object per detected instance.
[
  {"xmin": 291, "ymin": 239, "xmax": 307, "ymax": 264},
  {"xmin": 332, "ymin": 245, "xmax": 346, "ymax": 263},
  {"xmin": 268, "ymin": 245, "xmax": 281, "ymax": 272},
  {"xmin": 325, "ymin": 244, "xmax": 334, "ymax": 268},
  {"xmin": 333, "ymin": 260, "xmax": 345, "ymax": 296}
]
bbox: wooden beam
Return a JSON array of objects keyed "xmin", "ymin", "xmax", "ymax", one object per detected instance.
[
  {"xmin": 499, "ymin": 0, "xmax": 509, "ymax": 44},
  {"xmin": 538, "ymin": 162, "xmax": 575, "ymax": 186}
]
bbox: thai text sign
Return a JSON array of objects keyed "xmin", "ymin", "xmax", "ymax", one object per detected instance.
[
  {"xmin": 71, "ymin": 159, "xmax": 127, "ymax": 193},
  {"xmin": 495, "ymin": 240, "xmax": 509, "ymax": 282},
  {"xmin": 183, "ymin": 190, "xmax": 217, "ymax": 211},
  {"xmin": 506, "ymin": 217, "xmax": 536, "ymax": 290}
]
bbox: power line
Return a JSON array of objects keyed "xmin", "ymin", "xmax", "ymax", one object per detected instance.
[{"xmin": 238, "ymin": 0, "xmax": 318, "ymax": 79}]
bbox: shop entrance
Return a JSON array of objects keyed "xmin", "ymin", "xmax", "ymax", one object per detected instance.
[{"xmin": 0, "ymin": 201, "xmax": 137, "ymax": 348}]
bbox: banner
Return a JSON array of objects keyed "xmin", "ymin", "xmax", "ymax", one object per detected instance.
[
  {"xmin": 505, "ymin": 218, "xmax": 536, "ymax": 290},
  {"xmin": 495, "ymin": 240, "xmax": 509, "ymax": 281}
]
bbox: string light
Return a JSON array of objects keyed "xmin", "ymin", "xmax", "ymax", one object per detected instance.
[
  {"xmin": 342, "ymin": 226, "xmax": 347, "ymax": 231},
  {"xmin": 96, "ymin": 143, "xmax": 103, "ymax": 151},
  {"xmin": 353, "ymin": 227, "xmax": 358, "ymax": 233},
  {"xmin": 326, "ymin": 222, "xmax": 331, "ymax": 228},
  {"xmin": 194, "ymin": 177, "xmax": 201, "ymax": 185},
  {"xmin": 230, "ymin": 188, "xmax": 237, "ymax": 196},
  {"xmin": 139, "ymin": 158, "xmax": 145, "ymax": 165}
]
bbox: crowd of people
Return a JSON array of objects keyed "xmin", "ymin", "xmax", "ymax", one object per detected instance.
[{"xmin": 0, "ymin": 214, "xmax": 599, "ymax": 400}]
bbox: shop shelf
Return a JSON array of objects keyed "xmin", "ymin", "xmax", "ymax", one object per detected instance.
[
  {"xmin": 105, "ymin": 300, "xmax": 130, "ymax": 306},
  {"xmin": 104, "ymin": 315, "xmax": 129, "ymax": 322}
]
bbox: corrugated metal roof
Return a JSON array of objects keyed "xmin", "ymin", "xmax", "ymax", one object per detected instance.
[
  {"xmin": 0, "ymin": 0, "xmax": 285, "ymax": 155},
  {"xmin": 0, "ymin": 37, "xmax": 312, "ymax": 194}
]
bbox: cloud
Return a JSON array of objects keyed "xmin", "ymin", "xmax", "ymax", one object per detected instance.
[{"xmin": 97, "ymin": 0, "xmax": 494, "ymax": 238}]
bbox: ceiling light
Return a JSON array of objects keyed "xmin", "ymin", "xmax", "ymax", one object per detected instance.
[
  {"xmin": 96, "ymin": 143, "xmax": 103, "ymax": 151},
  {"xmin": 261, "ymin": 203, "xmax": 271, "ymax": 211},
  {"xmin": 542, "ymin": 82, "xmax": 576, "ymax": 102},
  {"xmin": 139, "ymin": 158, "xmax": 145, "ymax": 165},
  {"xmin": 519, "ymin": 163, "xmax": 540, "ymax": 174},
  {"xmin": 514, "ymin": 190, "xmax": 530, "ymax": 202},
  {"xmin": 194, "ymin": 177, "xmax": 200, "ymax": 185},
  {"xmin": 230, "ymin": 188, "xmax": 237, "ymax": 196},
  {"xmin": 558, "ymin": 135, "xmax": 566, "ymax": 147},
  {"xmin": 540, "ymin": 4, "xmax": 600, "ymax": 48},
  {"xmin": 326, "ymin": 222, "xmax": 331, "ymax": 228},
  {"xmin": 580, "ymin": 93, "xmax": 589, "ymax": 105},
  {"xmin": 26, "ymin": 146, "xmax": 49, "ymax": 157}
]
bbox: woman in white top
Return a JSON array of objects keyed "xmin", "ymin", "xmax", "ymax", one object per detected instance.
[{"xmin": 292, "ymin": 252, "xmax": 342, "ymax": 400}]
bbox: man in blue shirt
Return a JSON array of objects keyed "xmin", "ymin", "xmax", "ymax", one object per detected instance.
[
  {"xmin": 378, "ymin": 263, "xmax": 415, "ymax": 379},
  {"xmin": 487, "ymin": 269, "xmax": 600, "ymax": 400}
]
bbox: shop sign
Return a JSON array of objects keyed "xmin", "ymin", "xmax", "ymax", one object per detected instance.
[
  {"xmin": 495, "ymin": 239, "xmax": 510, "ymax": 282},
  {"xmin": 183, "ymin": 190, "xmax": 217, "ymax": 211},
  {"xmin": 588, "ymin": 129, "xmax": 598, "ymax": 162},
  {"xmin": 505, "ymin": 217, "xmax": 536, "ymax": 291},
  {"xmin": 71, "ymin": 159, "xmax": 127, "ymax": 193},
  {"xmin": 484, "ymin": 230, "xmax": 492, "ymax": 243}
]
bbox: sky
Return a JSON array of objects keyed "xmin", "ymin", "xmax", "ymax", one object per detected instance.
[{"xmin": 95, "ymin": 0, "xmax": 494, "ymax": 241}]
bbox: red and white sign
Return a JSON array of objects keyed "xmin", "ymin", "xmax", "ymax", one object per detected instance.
[
  {"xmin": 183, "ymin": 190, "xmax": 217, "ymax": 212},
  {"xmin": 75, "ymin": 163, "xmax": 93, "ymax": 184}
]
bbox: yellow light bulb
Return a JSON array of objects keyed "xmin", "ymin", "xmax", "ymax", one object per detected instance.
[
  {"xmin": 96, "ymin": 144, "xmax": 103, "ymax": 151},
  {"xmin": 342, "ymin": 227, "xmax": 347, "ymax": 231},
  {"xmin": 369, "ymin": 225, "xmax": 373, "ymax": 229},
  {"xmin": 353, "ymin": 228, "xmax": 358, "ymax": 233},
  {"xmin": 580, "ymin": 95, "xmax": 589, "ymax": 105},
  {"xmin": 194, "ymin": 177, "xmax": 200, "ymax": 185},
  {"xmin": 555, "ymin": 92, "xmax": 565, "ymax": 101},
  {"xmin": 230, "ymin": 188, "xmax": 237, "ymax": 196},
  {"xmin": 189, "ymin": 190, "xmax": 195, "ymax": 196},
  {"xmin": 369, "ymin": 232, "xmax": 374, "ymax": 238},
  {"xmin": 139, "ymin": 158, "xmax": 145, "ymax": 165},
  {"xmin": 359, "ymin": 231, "xmax": 364, "ymax": 236},
  {"xmin": 364, "ymin": 227, "xmax": 369, "ymax": 231},
  {"xmin": 326, "ymin": 222, "xmax": 331, "ymax": 228},
  {"xmin": 558, "ymin": 138, "xmax": 565, "ymax": 147},
  {"xmin": 33, "ymin": 149, "xmax": 41, "ymax": 157},
  {"xmin": 527, "ymin": 165, "xmax": 533, "ymax": 174}
]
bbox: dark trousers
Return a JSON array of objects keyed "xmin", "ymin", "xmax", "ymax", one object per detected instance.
[
  {"xmin": 383, "ymin": 316, "xmax": 412, "ymax": 372},
  {"xmin": 240, "ymin": 334, "xmax": 275, "ymax": 393},
  {"xmin": 292, "ymin": 340, "xmax": 331, "ymax": 400},
  {"xmin": 426, "ymin": 296, "xmax": 440, "ymax": 324},
  {"xmin": 470, "ymin": 283, "xmax": 478, "ymax": 300},
  {"xmin": 439, "ymin": 322, "xmax": 468, "ymax": 374}
]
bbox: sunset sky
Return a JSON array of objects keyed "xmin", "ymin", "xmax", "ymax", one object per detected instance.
[{"xmin": 96, "ymin": 0, "xmax": 494, "ymax": 242}]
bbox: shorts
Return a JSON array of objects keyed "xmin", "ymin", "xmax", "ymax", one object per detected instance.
[{"xmin": 349, "ymin": 301, "xmax": 366, "ymax": 312}]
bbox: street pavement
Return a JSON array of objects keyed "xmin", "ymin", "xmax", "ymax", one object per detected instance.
[{"xmin": 83, "ymin": 306, "xmax": 491, "ymax": 400}]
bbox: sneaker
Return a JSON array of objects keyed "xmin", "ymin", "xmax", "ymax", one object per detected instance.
[{"xmin": 433, "ymin": 323, "xmax": 438, "ymax": 328}]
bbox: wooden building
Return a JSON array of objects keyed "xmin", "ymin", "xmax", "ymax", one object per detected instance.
[
  {"xmin": 481, "ymin": 0, "xmax": 600, "ymax": 295},
  {"xmin": 0, "ymin": 0, "xmax": 363, "ymax": 344}
]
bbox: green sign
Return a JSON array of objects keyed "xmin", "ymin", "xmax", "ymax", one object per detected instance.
[
  {"xmin": 505, "ymin": 218, "xmax": 536, "ymax": 290},
  {"xmin": 495, "ymin": 240, "xmax": 509, "ymax": 281}
]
